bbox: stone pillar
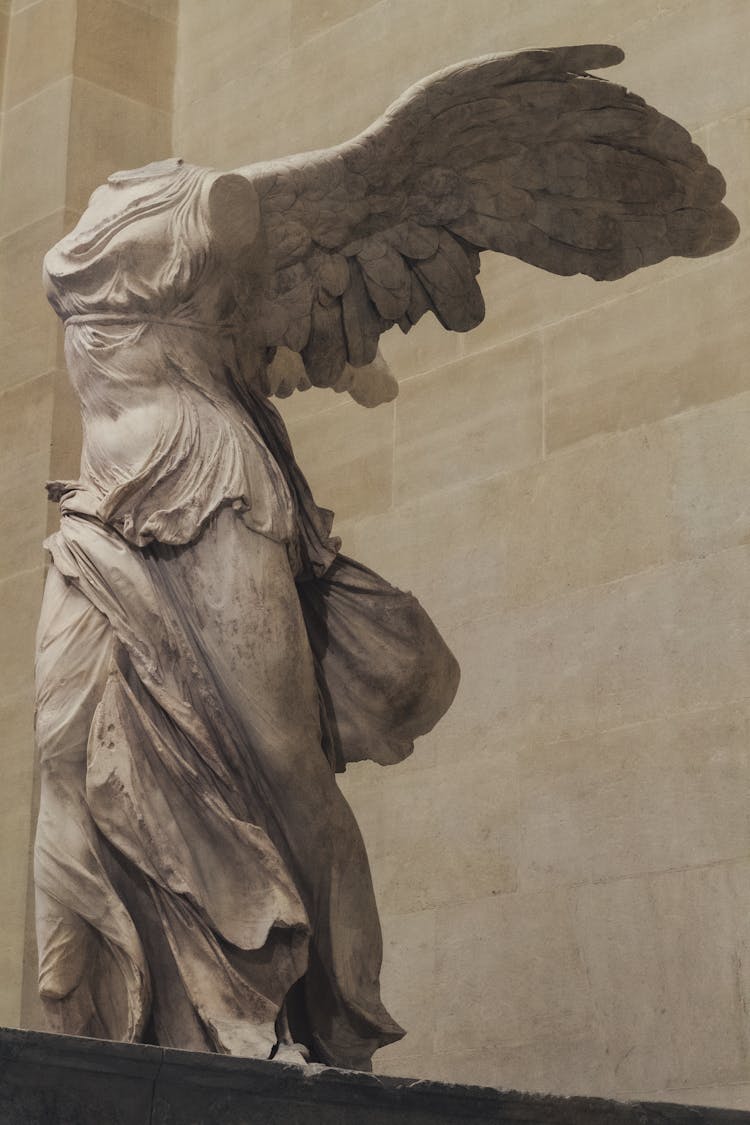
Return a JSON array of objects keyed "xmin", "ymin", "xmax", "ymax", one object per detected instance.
[
  {"xmin": 0, "ymin": 0, "xmax": 76, "ymax": 1033},
  {"xmin": 0, "ymin": 0, "xmax": 176, "ymax": 1031}
]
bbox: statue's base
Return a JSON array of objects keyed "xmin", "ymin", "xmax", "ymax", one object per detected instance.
[{"xmin": 1, "ymin": 1027, "xmax": 748, "ymax": 1125}]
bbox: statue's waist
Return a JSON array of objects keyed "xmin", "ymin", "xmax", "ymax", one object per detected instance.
[{"xmin": 63, "ymin": 312, "xmax": 241, "ymax": 334}]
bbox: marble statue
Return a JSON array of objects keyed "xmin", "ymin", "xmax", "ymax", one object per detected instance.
[{"xmin": 35, "ymin": 45, "xmax": 738, "ymax": 1069}]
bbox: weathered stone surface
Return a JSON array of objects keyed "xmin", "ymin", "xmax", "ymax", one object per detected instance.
[
  {"xmin": 0, "ymin": 567, "xmax": 45, "ymax": 702},
  {"xmin": 66, "ymin": 78, "xmax": 172, "ymax": 212},
  {"xmin": 2, "ymin": 1028, "xmax": 750, "ymax": 1125},
  {"xmin": 291, "ymin": 0, "xmax": 381, "ymax": 49},
  {"xmin": 646, "ymin": 1088, "xmax": 750, "ymax": 1113},
  {"xmin": 0, "ymin": 374, "xmax": 55, "ymax": 580},
  {"xmin": 376, "ymin": 908, "xmax": 438, "ymax": 1066},
  {"xmin": 612, "ymin": 0, "xmax": 750, "ymax": 131},
  {"xmin": 0, "ymin": 211, "xmax": 67, "ymax": 391},
  {"xmin": 707, "ymin": 110, "xmax": 750, "ymax": 248},
  {"xmin": 0, "ymin": 1028, "xmax": 159, "ymax": 1125},
  {"xmin": 74, "ymin": 0, "xmax": 176, "ymax": 111},
  {"xmin": 122, "ymin": 0, "xmax": 177, "ymax": 19},
  {"xmin": 435, "ymin": 888, "xmax": 595, "ymax": 1056},
  {"xmin": 394, "ymin": 336, "xmax": 542, "ymax": 505},
  {"xmin": 0, "ymin": 77, "xmax": 71, "ymax": 237},
  {"xmin": 0, "ymin": 9, "xmax": 8, "ymax": 93},
  {"xmin": 545, "ymin": 245, "xmax": 750, "ymax": 453},
  {"xmin": 1, "ymin": 0, "xmax": 76, "ymax": 109},
  {"xmin": 412, "ymin": 1035, "xmax": 618, "ymax": 1099},
  {"xmin": 380, "ymin": 307, "xmax": 465, "ymax": 383},
  {"xmin": 286, "ymin": 397, "xmax": 395, "ymax": 521},
  {"xmin": 48, "ymin": 366, "xmax": 83, "ymax": 494},
  {"xmin": 573, "ymin": 861, "xmax": 750, "ymax": 1092},
  {"xmin": 0, "ymin": 775, "xmax": 34, "ymax": 1027},
  {"xmin": 175, "ymin": 0, "xmax": 291, "ymax": 108},
  {"xmin": 372, "ymin": 747, "xmax": 520, "ymax": 916},
  {"xmin": 519, "ymin": 702, "xmax": 750, "ymax": 891},
  {"xmin": 441, "ymin": 545, "xmax": 750, "ymax": 746},
  {"xmin": 346, "ymin": 387, "xmax": 750, "ymax": 637}
]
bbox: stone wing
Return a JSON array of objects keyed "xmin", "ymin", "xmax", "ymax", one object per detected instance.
[{"xmin": 236, "ymin": 44, "xmax": 739, "ymax": 401}]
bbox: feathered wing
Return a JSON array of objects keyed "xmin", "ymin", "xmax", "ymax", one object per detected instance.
[{"xmin": 227, "ymin": 44, "xmax": 739, "ymax": 403}]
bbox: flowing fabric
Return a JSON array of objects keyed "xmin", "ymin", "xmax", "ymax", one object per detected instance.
[{"xmin": 36, "ymin": 159, "xmax": 459, "ymax": 1066}]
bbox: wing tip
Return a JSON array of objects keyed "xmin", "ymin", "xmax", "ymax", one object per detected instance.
[
  {"xmin": 552, "ymin": 43, "xmax": 625, "ymax": 72},
  {"xmin": 698, "ymin": 203, "xmax": 741, "ymax": 256}
]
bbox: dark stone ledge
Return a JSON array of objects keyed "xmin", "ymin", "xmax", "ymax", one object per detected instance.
[{"xmin": 1, "ymin": 1026, "xmax": 749, "ymax": 1125}]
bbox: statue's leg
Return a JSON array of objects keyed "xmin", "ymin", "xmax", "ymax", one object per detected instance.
[
  {"xmin": 34, "ymin": 562, "xmax": 150, "ymax": 1040},
  {"xmin": 58, "ymin": 508, "xmax": 399, "ymax": 1063},
  {"xmin": 159, "ymin": 510, "xmax": 403, "ymax": 1068},
  {"xmin": 38, "ymin": 512, "xmax": 310, "ymax": 1057}
]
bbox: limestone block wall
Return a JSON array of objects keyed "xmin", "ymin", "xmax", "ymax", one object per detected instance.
[
  {"xmin": 0, "ymin": 0, "xmax": 176, "ymax": 1028},
  {"xmin": 173, "ymin": 0, "xmax": 750, "ymax": 1108},
  {"xmin": 0, "ymin": 0, "xmax": 74, "ymax": 1029}
]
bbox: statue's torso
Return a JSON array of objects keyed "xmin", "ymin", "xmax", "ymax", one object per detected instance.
[{"xmin": 43, "ymin": 160, "xmax": 296, "ymax": 549}]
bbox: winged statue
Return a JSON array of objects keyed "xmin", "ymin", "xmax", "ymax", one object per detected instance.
[{"xmin": 35, "ymin": 46, "xmax": 738, "ymax": 1070}]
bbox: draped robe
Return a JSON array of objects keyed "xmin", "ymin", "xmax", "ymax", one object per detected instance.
[{"xmin": 35, "ymin": 159, "xmax": 459, "ymax": 1068}]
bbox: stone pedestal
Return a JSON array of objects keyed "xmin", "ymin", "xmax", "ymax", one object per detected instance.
[{"xmin": 1, "ymin": 1027, "xmax": 750, "ymax": 1125}]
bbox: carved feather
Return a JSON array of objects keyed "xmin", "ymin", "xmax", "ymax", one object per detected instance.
[
  {"xmin": 341, "ymin": 260, "xmax": 386, "ymax": 367},
  {"xmin": 228, "ymin": 43, "xmax": 738, "ymax": 403}
]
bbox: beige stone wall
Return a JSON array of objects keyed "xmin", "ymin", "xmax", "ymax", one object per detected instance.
[
  {"xmin": 173, "ymin": 0, "xmax": 750, "ymax": 1107},
  {"xmin": 0, "ymin": 0, "xmax": 176, "ymax": 1028},
  {"xmin": 0, "ymin": 0, "xmax": 75, "ymax": 1034}
]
